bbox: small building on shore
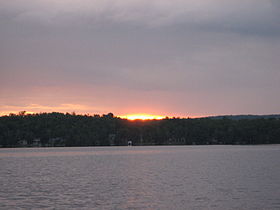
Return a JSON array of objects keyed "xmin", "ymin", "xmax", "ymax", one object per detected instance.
[
  {"xmin": 32, "ymin": 138, "xmax": 41, "ymax": 147},
  {"xmin": 17, "ymin": 140, "xmax": 28, "ymax": 147}
]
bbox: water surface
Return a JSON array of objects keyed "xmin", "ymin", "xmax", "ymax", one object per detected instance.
[{"xmin": 0, "ymin": 145, "xmax": 279, "ymax": 209}]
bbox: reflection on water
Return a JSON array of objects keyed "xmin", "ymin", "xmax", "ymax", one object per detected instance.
[{"xmin": 0, "ymin": 146, "xmax": 280, "ymax": 209}]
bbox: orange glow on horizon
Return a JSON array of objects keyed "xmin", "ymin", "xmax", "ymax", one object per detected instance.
[{"xmin": 119, "ymin": 114, "xmax": 166, "ymax": 120}]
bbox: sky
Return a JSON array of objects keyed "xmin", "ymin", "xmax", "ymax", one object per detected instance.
[{"xmin": 0, "ymin": 0, "xmax": 280, "ymax": 117}]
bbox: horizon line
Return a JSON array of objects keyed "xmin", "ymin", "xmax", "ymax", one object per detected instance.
[{"xmin": 1, "ymin": 111, "xmax": 279, "ymax": 119}]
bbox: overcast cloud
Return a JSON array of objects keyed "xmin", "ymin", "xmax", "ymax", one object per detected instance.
[{"xmin": 0, "ymin": 0, "xmax": 279, "ymax": 116}]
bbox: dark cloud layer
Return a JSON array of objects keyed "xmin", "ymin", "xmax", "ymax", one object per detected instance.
[{"xmin": 1, "ymin": 0, "xmax": 280, "ymax": 116}]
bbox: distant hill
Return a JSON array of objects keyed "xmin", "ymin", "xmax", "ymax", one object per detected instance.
[{"xmin": 205, "ymin": 114, "xmax": 280, "ymax": 120}]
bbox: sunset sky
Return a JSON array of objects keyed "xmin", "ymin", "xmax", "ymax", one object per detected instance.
[{"xmin": 1, "ymin": 0, "xmax": 280, "ymax": 117}]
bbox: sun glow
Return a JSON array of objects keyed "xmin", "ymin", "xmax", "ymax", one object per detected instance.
[{"xmin": 119, "ymin": 114, "xmax": 166, "ymax": 120}]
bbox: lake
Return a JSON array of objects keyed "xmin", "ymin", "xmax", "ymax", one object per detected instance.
[{"xmin": 0, "ymin": 145, "xmax": 279, "ymax": 209}]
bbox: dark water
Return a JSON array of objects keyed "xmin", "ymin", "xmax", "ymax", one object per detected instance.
[{"xmin": 0, "ymin": 145, "xmax": 279, "ymax": 209}]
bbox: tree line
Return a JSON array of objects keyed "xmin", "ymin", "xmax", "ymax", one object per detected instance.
[{"xmin": 0, "ymin": 112, "xmax": 279, "ymax": 147}]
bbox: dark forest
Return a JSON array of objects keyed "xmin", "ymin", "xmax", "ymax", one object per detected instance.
[{"xmin": 0, "ymin": 112, "xmax": 279, "ymax": 147}]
